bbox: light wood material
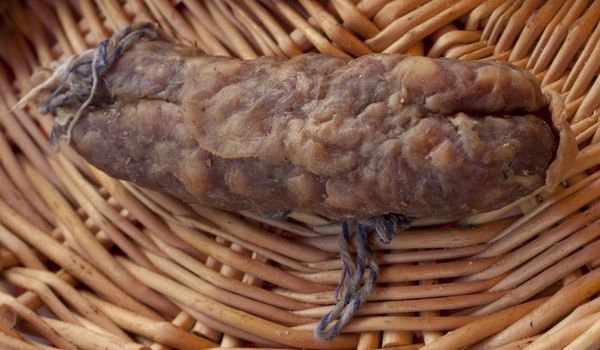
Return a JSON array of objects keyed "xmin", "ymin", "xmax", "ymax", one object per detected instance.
[{"xmin": 0, "ymin": 1, "xmax": 599, "ymax": 348}]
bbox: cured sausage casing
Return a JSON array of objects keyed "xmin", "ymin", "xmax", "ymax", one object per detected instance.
[{"xmin": 38, "ymin": 27, "xmax": 575, "ymax": 221}]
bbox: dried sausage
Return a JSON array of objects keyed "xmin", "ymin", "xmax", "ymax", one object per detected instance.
[{"xmin": 30, "ymin": 24, "xmax": 575, "ymax": 221}]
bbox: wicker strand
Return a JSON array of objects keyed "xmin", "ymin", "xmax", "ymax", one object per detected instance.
[{"xmin": 9, "ymin": 267, "xmax": 131, "ymax": 340}]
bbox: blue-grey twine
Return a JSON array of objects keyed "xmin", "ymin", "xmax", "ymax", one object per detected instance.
[
  {"xmin": 42, "ymin": 23, "xmax": 158, "ymax": 147},
  {"xmin": 314, "ymin": 214, "xmax": 410, "ymax": 340}
]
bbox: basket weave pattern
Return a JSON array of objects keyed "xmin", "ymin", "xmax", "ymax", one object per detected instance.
[{"xmin": 1, "ymin": 0, "xmax": 600, "ymax": 349}]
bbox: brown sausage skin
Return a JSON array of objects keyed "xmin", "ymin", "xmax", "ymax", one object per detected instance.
[{"xmin": 57, "ymin": 38, "xmax": 557, "ymax": 221}]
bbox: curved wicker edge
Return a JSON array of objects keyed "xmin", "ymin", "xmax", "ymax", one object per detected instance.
[{"xmin": 0, "ymin": 0, "xmax": 599, "ymax": 349}]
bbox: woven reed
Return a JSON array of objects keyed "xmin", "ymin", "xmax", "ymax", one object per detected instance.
[{"xmin": 1, "ymin": 0, "xmax": 600, "ymax": 349}]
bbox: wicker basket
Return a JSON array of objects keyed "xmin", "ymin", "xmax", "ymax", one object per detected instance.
[{"xmin": 1, "ymin": 0, "xmax": 600, "ymax": 349}]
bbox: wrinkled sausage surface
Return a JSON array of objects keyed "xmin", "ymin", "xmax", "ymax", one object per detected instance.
[{"xmin": 50, "ymin": 35, "xmax": 560, "ymax": 220}]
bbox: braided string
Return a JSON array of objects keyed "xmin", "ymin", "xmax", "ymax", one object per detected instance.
[{"xmin": 315, "ymin": 214, "xmax": 410, "ymax": 340}]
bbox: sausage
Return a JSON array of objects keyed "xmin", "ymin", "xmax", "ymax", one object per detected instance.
[{"xmin": 31, "ymin": 24, "xmax": 575, "ymax": 221}]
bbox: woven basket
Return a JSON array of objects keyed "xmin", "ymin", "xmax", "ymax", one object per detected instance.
[{"xmin": 1, "ymin": 0, "xmax": 600, "ymax": 349}]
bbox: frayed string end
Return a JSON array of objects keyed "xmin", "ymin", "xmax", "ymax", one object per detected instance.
[{"xmin": 14, "ymin": 22, "xmax": 162, "ymax": 148}]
